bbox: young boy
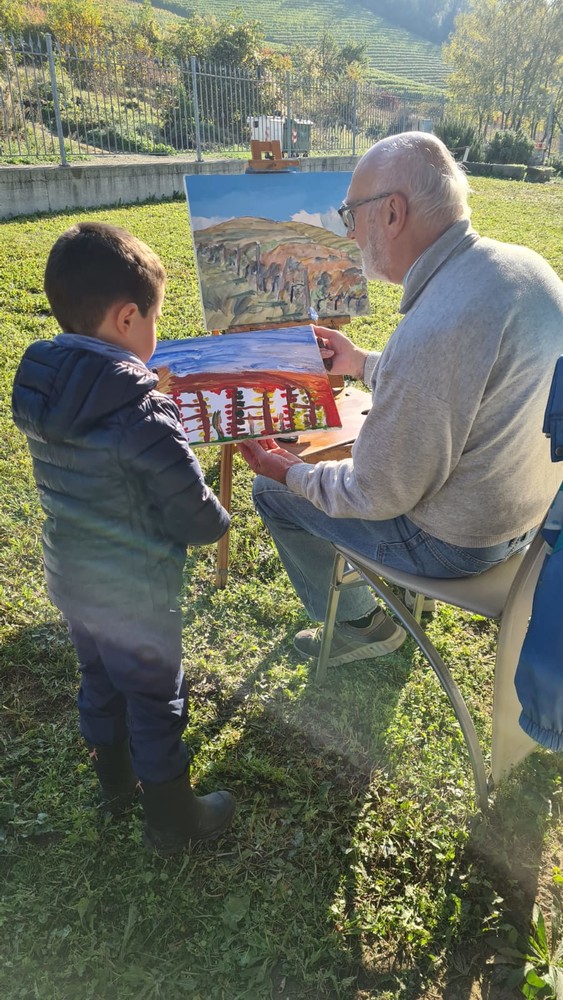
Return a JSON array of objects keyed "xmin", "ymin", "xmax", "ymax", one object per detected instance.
[{"xmin": 11, "ymin": 221, "xmax": 235, "ymax": 855}]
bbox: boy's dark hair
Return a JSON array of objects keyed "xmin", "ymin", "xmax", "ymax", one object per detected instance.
[{"xmin": 44, "ymin": 222, "xmax": 166, "ymax": 335}]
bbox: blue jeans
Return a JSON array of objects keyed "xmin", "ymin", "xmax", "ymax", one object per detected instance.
[{"xmin": 252, "ymin": 476, "xmax": 537, "ymax": 622}]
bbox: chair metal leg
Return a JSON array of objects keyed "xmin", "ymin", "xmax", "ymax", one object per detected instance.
[
  {"xmin": 316, "ymin": 553, "xmax": 490, "ymax": 812},
  {"xmin": 316, "ymin": 552, "xmax": 345, "ymax": 685},
  {"xmin": 356, "ymin": 572, "xmax": 489, "ymax": 812},
  {"xmin": 316, "ymin": 553, "xmax": 367, "ymax": 685},
  {"xmin": 411, "ymin": 592, "xmax": 425, "ymax": 623}
]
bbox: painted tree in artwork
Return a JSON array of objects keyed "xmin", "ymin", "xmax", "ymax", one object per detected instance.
[
  {"xmin": 225, "ymin": 387, "xmax": 246, "ymax": 438},
  {"xmin": 193, "ymin": 389, "xmax": 211, "ymax": 441},
  {"xmin": 306, "ymin": 389, "xmax": 318, "ymax": 429},
  {"xmin": 174, "ymin": 386, "xmax": 211, "ymax": 441},
  {"xmin": 235, "ymin": 389, "xmax": 246, "ymax": 436},
  {"xmin": 245, "ymin": 389, "xmax": 269, "ymax": 436},
  {"xmin": 282, "ymin": 388, "xmax": 297, "ymax": 432},
  {"xmin": 225, "ymin": 389, "xmax": 235, "ymax": 439},
  {"xmin": 211, "ymin": 409, "xmax": 226, "ymax": 439},
  {"xmin": 261, "ymin": 391, "xmax": 275, "ymax": 435},
  {"xmin": 287, "ymin": 388, "xmax": 319, "ymax": 431}
]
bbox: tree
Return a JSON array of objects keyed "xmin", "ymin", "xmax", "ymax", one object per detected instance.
[
  {"xmin": 126, "ymin": 0, "xmax": 162, "ymax": 55},
  {"xmin": 0, "ymin": 0, "xmax": 47, "ymax": 35},
  {"xmin": 168, "ymin": 11, "xmax": 266, "ymax": 68},
  {"xmin": 163, "ymin": 11, "xmax": 284, "ymax": 150},
  {"xmin": 45, "ymin": 0, "xmax": 110, "ymax": 48},
  {"xmin": 290, "ymin": 30, "xmax": 367, "ymax": 81},
  {"xmin": 287, "ymin": 30, "xmax": 368, "ymax": 142},
  {"xmin": 444, "ymin": 0, "xmax": 563, "ymax": 140},
  {"xmin": 0, "ymin": 0, "xmax": 24, "ymax": 34}
]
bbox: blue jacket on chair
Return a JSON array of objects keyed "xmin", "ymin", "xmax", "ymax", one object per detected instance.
[{"xmin": 516, "ymin": 355, "xmax": 563, "ymax": 750}]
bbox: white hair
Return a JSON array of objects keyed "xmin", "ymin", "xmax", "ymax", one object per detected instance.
[{"xmin": 362, "ymin": 131, "xmax": 471, "ymax": 226}]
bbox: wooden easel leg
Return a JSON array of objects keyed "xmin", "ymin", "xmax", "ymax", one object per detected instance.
[{"xmin": 215, "ymin": 443, "xmax": 234, "ymax": 588}]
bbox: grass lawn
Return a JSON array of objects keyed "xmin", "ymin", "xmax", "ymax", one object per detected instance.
[{"xmin": 1, "ymin": 177, "xmax": 563, "ymax": 1000}]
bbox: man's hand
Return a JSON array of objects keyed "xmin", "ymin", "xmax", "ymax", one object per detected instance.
[
  {"xmin": 313, "ymin": 325, "xmax": 369, "ymax": 381},
  {"xmin": 237, "ymin": 438, "xmax": 305, "ymax": 483}
]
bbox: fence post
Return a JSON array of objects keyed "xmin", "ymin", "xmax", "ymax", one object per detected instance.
[
  {"xmin": 545, "ymin": 96, "xmax": 554, "ymax": 157},
  {"xmin": 45, "ymin": 33, "xmax": 67, "ymax": 167},
  {"xmin": 190, "ymin": 55, "xmax": 203, "ymax": 162},
  {"xmin": 285, "ymin": 70, "xmax": 291, "ymax": 156},
  {"xmin": 352, "ymin": 79, "xmax": 357, "ymax": 156}
]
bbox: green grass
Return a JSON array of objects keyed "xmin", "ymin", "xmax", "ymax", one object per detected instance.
[{"xmin": 1, "ymin": 178, "xmax": 563, "ymax": 999}]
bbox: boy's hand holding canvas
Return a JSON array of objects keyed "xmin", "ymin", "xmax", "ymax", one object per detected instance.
[{"xmin": 11, "ymin": 221, "xmax": 235, "ymax": 856}]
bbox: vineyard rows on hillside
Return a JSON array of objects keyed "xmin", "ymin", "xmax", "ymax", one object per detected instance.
[{"xmin": 149, "ymin": 0, "xmax": 448, "ymax": 87}]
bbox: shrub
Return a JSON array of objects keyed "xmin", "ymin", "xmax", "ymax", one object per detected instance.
[
  {"xmin": 161, "ymin": 86, "xmax": 197, "ymax": 150},
  {"xmin": 364, "ymin": 123, "xmax": 387, "ymax": 142},
  {"xmin": 85, "ymin": 126, "xmax": 174, "ymax": 155},
  {"xmin": 466, "ymin": 140, "xmax": 484, "ymax": 162},
  {"xmin": 549, "ymin": 157, "xmax": 563, "ymax": 177},
  {"xmin": 433, "ymin": 117, "xmax": 479, "ymax": 159},
  {"xmin": 485, "ymin": 129, "xmax": 534, "ymax": 165}
]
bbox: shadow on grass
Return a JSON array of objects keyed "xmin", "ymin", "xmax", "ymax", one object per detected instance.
[
  {"xmin": 1, "ymin": 618, "xmax": 415, "ymax": 998},
  {"xmin": 409, "ymin": 751, "xmax": 563, "ymax": 1000},
  {"xmin": 4, "ymin": 617, "xmax": 561, "ymax": 999},
  {"xmin": 0, "ymin": 617, "xmax": 77, "ymax": 732}
]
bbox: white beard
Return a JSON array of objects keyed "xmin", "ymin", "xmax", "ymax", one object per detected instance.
[{"xmin": 360, "ymin": 230, "xmax": 392, "ymax": 283}]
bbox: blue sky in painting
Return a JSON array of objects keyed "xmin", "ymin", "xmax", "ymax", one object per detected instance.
[
  {"xmin": 185, "ymin": 172, "xmax": 352, "ymax": 235},
  {"xmin": 150, "ymin": 325, "xmax": 325, "ymax": 376}
]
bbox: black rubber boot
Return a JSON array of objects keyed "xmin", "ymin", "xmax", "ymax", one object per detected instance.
[
  {"xmin": 139, "ymin": 769, "xmax": 236, "ymax": 855},
  {"xmin": 86, "ymin": 739, "xmax": 138, "ymax": 816}
]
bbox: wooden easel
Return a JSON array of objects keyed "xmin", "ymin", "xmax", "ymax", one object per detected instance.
[
  {"xmin": 213, "ymin": 144, "xmax": 371, "ymax": 586},
  {"xmin": 247, "ymin": 139, "xmax": 299, "ymax": 172}
]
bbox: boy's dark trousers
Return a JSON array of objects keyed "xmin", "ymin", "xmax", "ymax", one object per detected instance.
[
  {"xmin": 65, "ymin": 603, "xmax": 188, "ymax": 784},
  {"xmin": 62, "ymin": 600, "xmax": 236, "ymax": 853}
]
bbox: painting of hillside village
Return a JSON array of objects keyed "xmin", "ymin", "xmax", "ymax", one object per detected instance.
[
  {"xmin": 150, "ymin": 325, "xmax": 341, "ymax": 446},
  {"xmin": 185, "ymin": 172, "xmax": 370, "ymax": 332}
]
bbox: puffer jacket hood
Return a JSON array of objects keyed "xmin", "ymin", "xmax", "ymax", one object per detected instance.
[{"xmin": 12, "ymin": 339, "xmax": 157, "ymax": 443}]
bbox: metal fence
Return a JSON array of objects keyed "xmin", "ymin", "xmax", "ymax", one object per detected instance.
[{"xmin": 0, "ymin": 33, "xmax": 446, "ymax": 164}]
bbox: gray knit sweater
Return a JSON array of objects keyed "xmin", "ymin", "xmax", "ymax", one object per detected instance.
[{"xmin": 286, "ymin": 219, "xmax": 563, "ymax": 547}]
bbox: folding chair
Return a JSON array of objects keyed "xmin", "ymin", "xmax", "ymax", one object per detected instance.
[{"xmin": 316, "ymin": 529, "xmax": 547, "ymax": 812}]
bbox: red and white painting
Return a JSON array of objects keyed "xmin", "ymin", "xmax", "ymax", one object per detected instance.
[{"xmin": 150, "ymin": 325, "xmax": 341, "ymax": 446}]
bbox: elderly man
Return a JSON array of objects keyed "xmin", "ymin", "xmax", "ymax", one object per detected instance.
[{"xmin": 238, "ymin": 131, "xmax": 563, "ymax": 666}]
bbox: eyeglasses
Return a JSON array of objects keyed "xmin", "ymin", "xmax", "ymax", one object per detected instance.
[{"xmin": 337, "ymin": 192, "xmax": 394, "ymax": 232}]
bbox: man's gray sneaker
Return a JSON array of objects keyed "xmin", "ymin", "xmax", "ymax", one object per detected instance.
[{"xmin": 293, "ymin": 608, "xmax": 406, "ymax": 665}]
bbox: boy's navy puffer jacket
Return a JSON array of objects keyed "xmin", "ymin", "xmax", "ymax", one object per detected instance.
[{"xmin": 12, "ymin": 338, "xmax": 230, "ymax": 615}]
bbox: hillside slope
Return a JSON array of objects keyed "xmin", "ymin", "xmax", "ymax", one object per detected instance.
[{"xmin": 143, "ymin": 0, "xmax": 448, "ymax": 87}]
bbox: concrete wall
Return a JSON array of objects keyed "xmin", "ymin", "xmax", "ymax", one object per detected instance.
[{"xmin": 0, "ymin": 155, "xmax": 357, "ymax": 220}]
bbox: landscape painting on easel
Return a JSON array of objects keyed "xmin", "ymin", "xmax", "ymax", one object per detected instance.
[
  {"xmin": 185, "ymin": 172, "xmax": 369, "ymax": 332},
  {"xmin": 150, "ymin": 325, "xmax": 341, "ymax": 446}
]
